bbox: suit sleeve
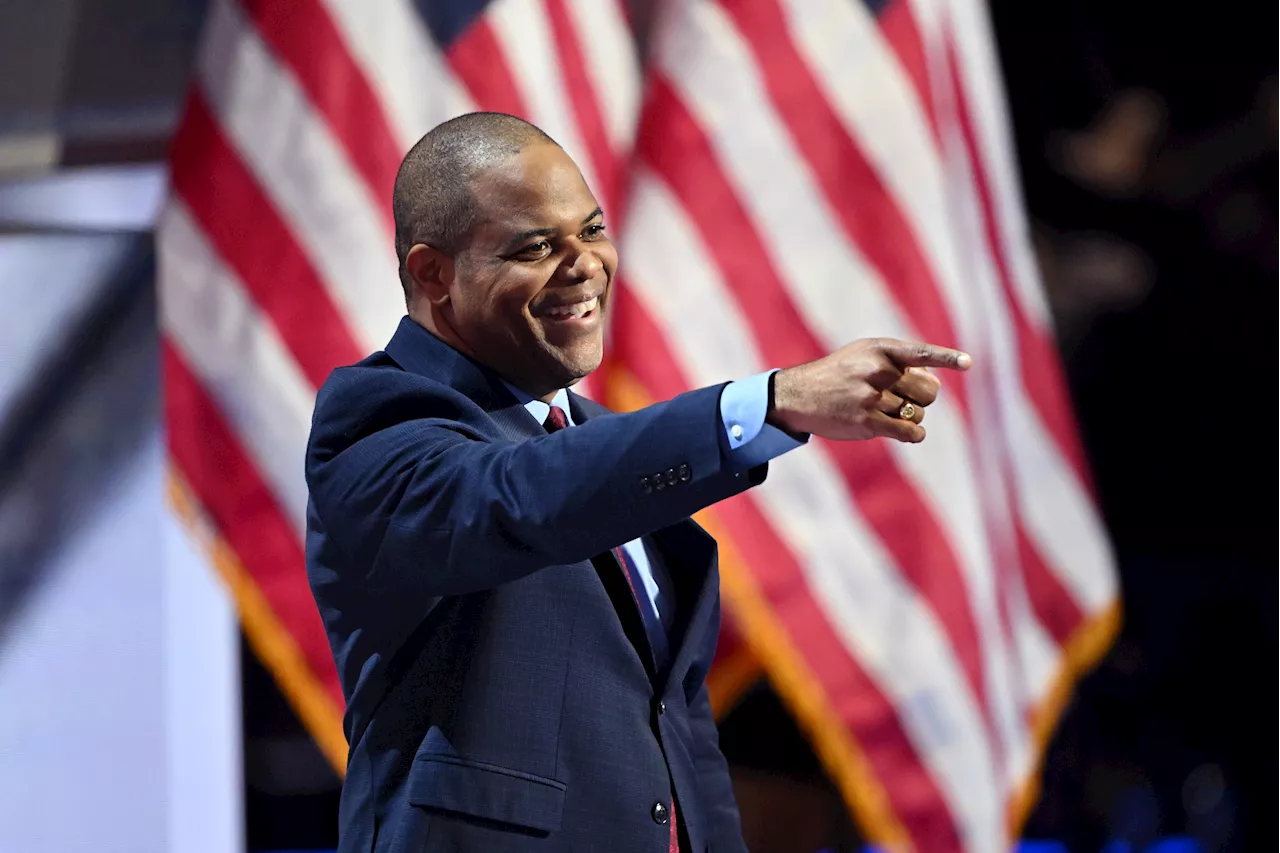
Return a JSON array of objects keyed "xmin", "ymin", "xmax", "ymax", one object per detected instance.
[
  {"xmin": 305, "ymin": 370, "xmax": 762, "ymax": 597},
  {"xmin": 684, "ymin": 597, "xmax": 749, "ymax": 853}
]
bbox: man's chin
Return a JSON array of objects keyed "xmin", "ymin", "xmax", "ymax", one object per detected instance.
[
  {"xmin": 551, "ymin": 343, "xmax": 604, "ymax": 387},
  {"xmin": 559, "ymin": 355, "xmax": 603, "ymax": 386}
]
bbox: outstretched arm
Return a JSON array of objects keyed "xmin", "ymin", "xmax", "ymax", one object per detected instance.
[
  {"xmin": 307, "ymin": 336, "xmax": 969, "ymax": 597},
  {"xmin": 306, "ymin": 374, "xmax": 758, "ymax": 597}
]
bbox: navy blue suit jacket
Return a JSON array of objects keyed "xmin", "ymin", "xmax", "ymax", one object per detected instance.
[{"xmin": 305, "ymin": 317, "xmax": 764, "ymax": 853}]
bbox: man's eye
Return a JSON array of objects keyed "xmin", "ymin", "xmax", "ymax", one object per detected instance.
[
  {"xmin": 583, "ymin": 224, "xmax": 606, "ymax": 239},
  {"xmin": 519, "ymin": 241, "xmax": 551, "ymax": 258}
]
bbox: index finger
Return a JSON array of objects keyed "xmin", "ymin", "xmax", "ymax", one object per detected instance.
[{"xmin": 879, "ymin": 339, "xmax": 972, "ymax": 371}]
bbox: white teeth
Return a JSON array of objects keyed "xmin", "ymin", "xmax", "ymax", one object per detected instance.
[{"xmin": 545, "ymin": 296, "xmax": 598, "ymax": 319}]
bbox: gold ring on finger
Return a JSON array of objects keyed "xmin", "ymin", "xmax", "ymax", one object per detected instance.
[{"xmin": 898, "ymin": 401, "xmax": 917, "ymax": 421}]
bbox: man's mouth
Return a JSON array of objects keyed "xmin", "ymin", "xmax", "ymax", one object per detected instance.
[{"xmin": 540, "ymin": 295, "xmax": 600, "ymax": 321}]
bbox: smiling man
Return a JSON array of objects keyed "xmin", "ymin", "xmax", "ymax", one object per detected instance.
[{"xmin": 304, "ymin": 112, "xmax": 970, "ymax": 853}]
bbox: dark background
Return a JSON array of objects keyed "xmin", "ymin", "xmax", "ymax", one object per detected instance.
[{"xmin": 990, "ymin": 2, "xmax": 1275, "ymax": 849}]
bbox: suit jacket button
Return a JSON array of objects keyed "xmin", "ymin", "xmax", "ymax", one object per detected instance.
[
  {"xmin": 640, "ymin": 476, "xmax": 652, "ymax": 494},
  {"xmin": 652, "ymin": 473, "xmax": 666, "ymax": 491},
  {"xmin": 665, "ymin": 467, "xmax": 678, "ymax": 486},
  {"xmin": 677, "ymin": 463, "xmax": 691, "ymax": 482},
  {"xmin": 657, "ymin": 700, "xmax": 667, "ymax": 715},
  {"xmin": 651, "ymin": 802, "xmax": 669, "ymax": 825}
]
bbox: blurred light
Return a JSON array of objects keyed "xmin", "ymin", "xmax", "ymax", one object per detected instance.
[
  {"xmin": 1150, "ymin": 841, "xmax": 1206, "ymax": 853},
  {"xmin": 1181, "ymin": 763, "xmax": 1225, "ymax": 816},
  {"xmin": 0, "ymin": 163, "xmax": 166, "ymax": 232},
  {"xmin": 1100, "ymin": 838, "xmax": 1205, "ymax": 853},
  {"xmin": 860, "ymin": 840, "xmax": 1070, "ymax": 845},
  {"xmin": 1109, "ymin": 782, "xmax": 1161, "ymax": 841},
  {"xmin": 0, "ymin": 132, "xmax": 60, "ymax": 174}
]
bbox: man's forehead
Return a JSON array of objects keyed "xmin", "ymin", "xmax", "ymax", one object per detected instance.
[
  {"xmin": 470, "ymin": 149, "xmax": 598, "ymax": 231},
  {"xmin": 476, "ymin": 146, "xmax": 586, "ymax": 194}
]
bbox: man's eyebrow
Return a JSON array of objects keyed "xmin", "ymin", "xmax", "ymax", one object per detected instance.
[
  {"xmin": 506, "ymin": 208, "xmax": 605, "ymax": 248},
  {"xmin": 508, "ymin": 225, "xmax": 556, "ymax": 247}
]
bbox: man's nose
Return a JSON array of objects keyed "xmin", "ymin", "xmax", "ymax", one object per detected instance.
[{"xmin": 560, "ymin": 247, "xmax": 603, "ymax": 281}]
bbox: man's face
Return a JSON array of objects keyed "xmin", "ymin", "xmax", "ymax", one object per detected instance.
[{"xmin": 446, "ymin": 143, "xmax": 617, "ymax": 398}]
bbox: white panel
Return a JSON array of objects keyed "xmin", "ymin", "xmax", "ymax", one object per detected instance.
[
  {"xmin": 0, "ymin": 432, "xmax": 240, "ymax": 853},
  {"xmin": 164, "ymin": 501, "xmax": 244, "ymax": 853}
]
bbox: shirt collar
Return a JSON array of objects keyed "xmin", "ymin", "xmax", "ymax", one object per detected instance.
[{"xmin": 502, "ymin": 381, "xmax": 575, "ymax": 428}]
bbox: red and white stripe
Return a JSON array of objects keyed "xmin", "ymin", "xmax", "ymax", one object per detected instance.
[{"xmin": 162, "ymin": 0, "xmax": 1117, "ymax": 849}]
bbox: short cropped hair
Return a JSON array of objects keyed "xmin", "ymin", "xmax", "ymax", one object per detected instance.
[{"xmin": 392, "ymin": 112, "xmax": 556, "ymax": 300}]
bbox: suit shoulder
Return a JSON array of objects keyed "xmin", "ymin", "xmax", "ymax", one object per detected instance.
[
  {"xmin": 315, "ymin": 352, "xmax": 416, "ymax": 408},
  {"xmin": 309, "ymin": 356, "xmax": 476, "ymax": 458}
]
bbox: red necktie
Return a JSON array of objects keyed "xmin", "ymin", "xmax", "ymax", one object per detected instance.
[
  {"xmin": 543, "ymin": 404, "xmax": 570, "ymax": 433},
  {"xmin": 543, "ymin": 406, "xmax": 681, "ymax": 852}
]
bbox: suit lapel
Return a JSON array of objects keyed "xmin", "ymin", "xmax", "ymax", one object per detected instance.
[
  {"xmin": 647, "ymin": 520, "xmax": 719, "ymax": 690},
  {"xmin": 488, "ymin": 400, "xmax": 547, "ymax": 442},
  {"xmin": 592, "ymin": 551, "xmax": 658, "ymax": 678},
  {"xmin": 567, "ymin": 390, "xmax": 666, "ymax": 676}
]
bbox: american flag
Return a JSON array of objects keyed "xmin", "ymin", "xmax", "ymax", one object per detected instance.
[{"xmin": 160, "ymin": 0, "xmax": 1120, "ymax": 849}]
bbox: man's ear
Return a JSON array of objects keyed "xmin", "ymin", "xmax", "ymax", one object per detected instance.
[{"xmin": 404, "ymin": 243, "xmax": 454, "ymax": 307}]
